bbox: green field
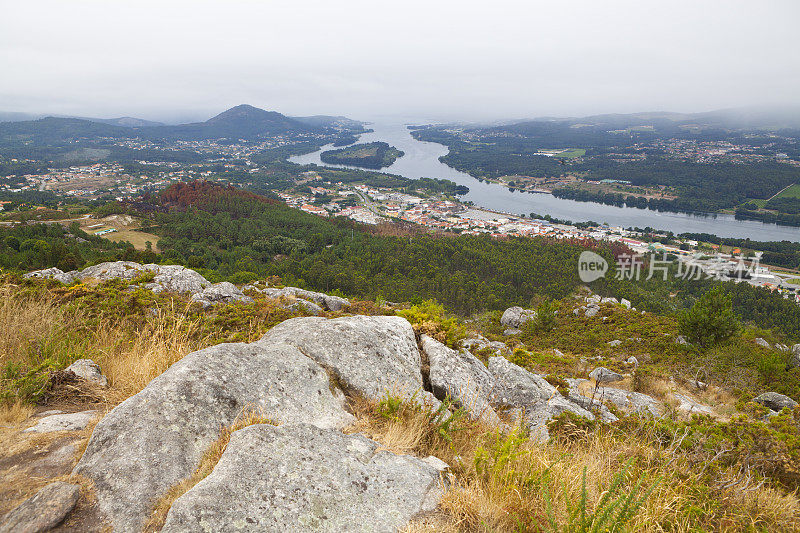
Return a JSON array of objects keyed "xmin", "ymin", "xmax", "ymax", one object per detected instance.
[
  {"xmin": 553, "ymin": 148, "xmax": 586, "ymax": 159},
  {"xmin": 773, "ymin": 183, "xmax": 800, "ymax": 199}
]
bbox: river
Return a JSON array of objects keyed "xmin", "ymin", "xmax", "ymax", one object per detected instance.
[{"xmin": 289, "ymin": 123, "xmax": 800, "ymax": 242}]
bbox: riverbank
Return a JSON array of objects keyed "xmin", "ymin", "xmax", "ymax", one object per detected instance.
[{"xmin": 288, "ymin": 123, "xmax": 800, "ymax": 242}]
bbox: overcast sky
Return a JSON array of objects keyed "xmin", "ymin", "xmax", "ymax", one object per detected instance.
[{"xmin": 1, "ymin": 0, "xmax": 798, "ymax": 123}]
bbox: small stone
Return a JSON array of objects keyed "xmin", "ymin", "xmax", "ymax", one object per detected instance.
[
  {"xmin": 0, "ymin": 481, "xmax": 80, "ymax": 533},
  {"xmin": 589, "ymin": 367, "xmax": 624, "ymax": 384},
  {"xmin": 620, "ymin": 298, "xmax": 631, "ymax": 309},
  {"xmin": 754, "ymin": 338, "xmax": 771, "ymax": 349},
  {"xmin": 23, "ymin": 411, "xmax": 96, "ymax": 433},
  {"xmin": 675, "ymin": 335, "xmax": 688, "ymax": 345},
  {"xmin": 607, "ymin": 340, "xmax": 622, "ymax": 347},
  {"xmin": 64, "ymin": 359, "xmax": 107, "ymax": 388},
  {"xmin": 626, "ymin": 356, "xmax": 639, "ymax": 366},
  {"xmin": 504, "ymin": 328, "xmax": 522, "ymax": 336}
]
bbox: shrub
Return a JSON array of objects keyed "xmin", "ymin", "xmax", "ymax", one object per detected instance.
[
  {"xmin": 397, "ymin": 300, "xmax": 466, "ymax": 347},
  {"xmin": 679, "ymin": 287, "xmax": 740, "ymax": 348}
]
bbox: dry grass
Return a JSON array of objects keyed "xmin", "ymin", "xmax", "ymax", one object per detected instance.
[
  {"xmin": 98, "ymin": 309, "xmax": 203, "ymax": 404},
  {"xmin": 1, "ymin": 284, "xmax": 207, "ymax": 408},
  {"xmin": 0, "ymin": 285, "xmax": 83, "ymax": 367},
  {"xmin": 0, "ymin": 400, "xmax": 35, "ymax": 426},
  {"xmin": 353, "ymin": 394, "xmax": 800, "ymax": 532},
  {"xmin": 143, "ymin": 407, "xmax": 276, "ymax": 532}
]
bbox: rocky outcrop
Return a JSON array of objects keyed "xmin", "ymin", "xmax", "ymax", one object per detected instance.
[
  {"xmin": 25, "ymin": 262, "xmax": 211, "ymax": 296},
  {"xmin": 25, "ymin": 263, "xmax": 355, "ymax": 310},
  {"xmin": 488, "ymin": 357, "xmax": 595, "ymax": 439},
  {"xmin": 462, "ymin": 336, "xmax": 507, "ymax": 354},
  {"xmin": 261, "ymin": 287, "xmax": 350, "ymax": 312},
  {"xmin": 65, "ymin": 359, "xmax": 108, "ymax": 387},
  {"xmin": 23, "ymin": 267, "xmax": 77, "ymax": 285},
  {"xmin": 487, "ymin": 356, "xmax": 555, "ymax": 407},
  {"xmin": 24, "ymin": 411, "xmax": 97, "ymax": 433},
  {"xmin": 673, "ymin": 393, "xmax": 714, "ymax": 416},
  {"xmin": 190, "ymin": 282, "xmax": 253, "ymax": 309},
  {"xmin": 421, "ymin": 335, "xmax": 500, "ymax": 425},
  {"xmin": 262, "ymin": 316, "xmax": 434, "ymax": 405},
  {"xmin": 285, "ymin": 298, "xmax": 325, "ymax": 315},
  {"xmin": 594, "ymin": 387, "xmax": 662, "ymax": 417},
  {"xmin": 500, "ymin": 306, "xmax": 536, "ymax": 328},
  {"xmin": 146, "ymin": 264, "xmax": 210, "ymax": 294},
  {"xmin": 589, "ymin": 367, "xmax": 624, "ymax": 384},
  {"xmin": 754, "ymin": 338, "xmax": 771, "ymax": 349},
  {"xmin": 161, "ymin": 424, "xmax": 445, "ymax": 533},
  {"xmin": 753, "ymin": 392, "xmax": 798, "ymax": 411},
  {"xmin": 0, "ymin": 481, "xmax": 81, "ymax": 533},
  {"xmin": 74, "ymin": 341, "xmax": 355, "ymax": 533},
  {"xmin": 789, "ymin": 344, "xmax": 800, "ymax": 369}
]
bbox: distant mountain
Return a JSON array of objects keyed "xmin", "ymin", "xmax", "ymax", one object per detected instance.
[
  {"xmin": 0, "ymin": 112, "xmax": 163, "ymax": 128},
  {"xmin": 0, "ymin": 117, "xmax": 131, "ymax": 145},
  {"xmin": 292, "ymin": 115, "xmax": 367, "ymax": 131},
  {"xmin": 0, "ymin": 111, "xmax": 43, "ymax": 123},
  {"xmin": 88, "ymin": 116, "xmax": 164, "ymax": 128},
  {"xmin": 516, "ymin": 107, "xmax": 800, "ymax": 131},
  {"xmin": 0, "ymin": 105, "xmax": 328, "ymax": 145},
  {"xmin": 145, "ymin": 104, "xmax": 320, "ymax": 140}
]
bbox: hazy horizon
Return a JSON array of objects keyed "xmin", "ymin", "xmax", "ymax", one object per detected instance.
[{"xmin": 2, "ymin": 0, "xmax": 799, "ymax": 123}]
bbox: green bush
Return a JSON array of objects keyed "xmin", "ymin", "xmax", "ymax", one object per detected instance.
[{"xmin": 678, "ymin": 287, "xmax": 740, "ymax": 348}]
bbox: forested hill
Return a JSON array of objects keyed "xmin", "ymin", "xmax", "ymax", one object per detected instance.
[
  {"xmin": 148, "ymin": 104, "xmax": 319, "ymax": 140},
  {"xmin": 0, "ymin": 104, "xmax": 346, "ymax": 145},
  {"xmin": 124, "ymin": 181, "xmax": 800, "ymax": 338}
]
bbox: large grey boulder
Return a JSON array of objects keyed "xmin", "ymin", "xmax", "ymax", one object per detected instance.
[
  {"xmin": 589, "ymin": 367, "xmax": 624, "ymax": 384},
  {"xmin": 594, "ymin": 387, "xmax": 662, "ymax": 417},
  {"xmin": 0, "ymin": 481, "xmax": 80, "ymax": 533},
  {"xmin": 76, "ymin": 261, "xmax": 151, "ymax": 282},
  {"xmin": 74, "ymin": 341, "xmax": 354, "ymax": 533},
  {"xmin": 261, "ymin": 316, "xmax": 431, "ymax": 403},
  {"xmin": 500, "ymin": 306, "xmax": 536, "ymax": 328},
  {"xmin": 161, "ymin": 423, "xmax": 445, "ymax": 533},
  {"xmin": 149, "ymin": 264, "xmax": 210, "ymax": 294},
  {"xmin": 753, "ymin": 392, "xmax": 798, "ymax": 411},
  {"xmin": 23, "ymin": 267, "xmax": 78, "ymax": 285},
  {"xmin": 673, "ymin": 393, "xmax": 714, "ymax": 416},
  {"xmin": 488, "ymin": 357, "xmax": 595, "ymax": 438},
  {"xmin": 190, "ymin": 282, "xmax": 253, "ymax": 309},
  {"xmin": 462, "ymin": 336, "xmax": 507, "ymax": 354},
  {"xmin": 65, "ymin": 359, "xmax": 107, "ymax": 387},
  {"xmin": 262, "ymin": 287, "xmax": 349, "ymax": 312},
  {"xmin": 487, "ymin": 356, "xmax": 556, "ymax": 406},
  {"xmin": 562, "ymin": 378, "xmax": 620, "ymax": 423},
  {"xmin": 421, "ymin": 335, "xmax": 500, "ymax": 425},
  {"xmin": 285, "ymin": 298, "xmax": 325, "ymax": 315},
  {"xmin": 24, "ymin": 410, "xmax": 97, "ymax": 433}
]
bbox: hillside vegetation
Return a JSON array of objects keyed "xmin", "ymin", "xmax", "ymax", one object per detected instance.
[
  {"xmin": 2, "ymin": 182, "xmax": 800, "ymax": 531},
  {"xmin": 320, "ymin": 141, "xmax": 405, "ymax": 169}
]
